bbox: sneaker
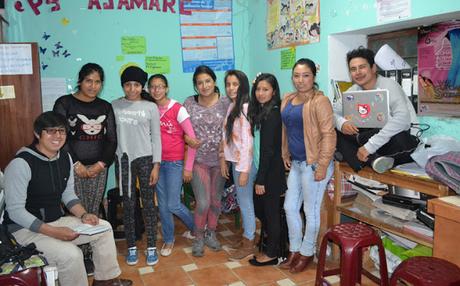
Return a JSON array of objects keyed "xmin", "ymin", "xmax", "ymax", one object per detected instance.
[
  {"xmin": 182, "ymin": 230, "xmax": 195, "ymax": 240},
  {"xmin": 126, "ymin": 247, "xmax": 138, "ymax": 266},
  {"xmin": 146, "ymin": 247, "xmax": 159, "ymax": 266},
  {"xmin": 204, "ymin": 230, "xmax": 222, "ymax": 251},
  {"xmin": 84, "ymin": 258, "xmax": 94, "ymax": 276},
  {"xmin": 160, "ymin": 243, "xmax": 174, "ymax": 257},
  {"xmin": 371, "ymin": 156, "xmax": 395, "ymax": 173},
  {"xmin": 192, "ymin": 239, "xmax": 205, "ymax": 257}
]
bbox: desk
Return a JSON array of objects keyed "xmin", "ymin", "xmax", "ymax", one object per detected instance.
[
  {"xmin": 332, "ymin": 161, "xmax": 451, "ymax": 249},
  {"xmin": 428, "ymin": 198, "xmax": 460, "ymax": 267}
]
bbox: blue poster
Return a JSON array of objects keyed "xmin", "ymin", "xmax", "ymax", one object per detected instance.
[{"xmin": 180, "ymin": 0, "xmax": 235, "ymax": 72}]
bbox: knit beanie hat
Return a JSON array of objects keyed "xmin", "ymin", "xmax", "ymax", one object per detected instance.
[{"xmin": 120, "ymin": 66, "xmax": 147, "ymax": 87}]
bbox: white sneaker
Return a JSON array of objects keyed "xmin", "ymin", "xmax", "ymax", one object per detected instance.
[
  {"xmin": 371, "ymin": 156, "xmax": 394, "ymax": 173},
  {"xmin": 160, "ymin": 242, "xmax": 174, "ymax": 257},
  {"xmin": 182, "ymin": 230, "xmax": 196, "ymax": 240}
]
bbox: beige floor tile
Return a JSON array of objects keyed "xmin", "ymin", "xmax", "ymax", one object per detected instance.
[
  {"xmin": 141, "ymin": 267, "xmax": 193, "ymax": 286},
  {"xmin": 188, "ymin": 264, "xmax": 240, "ymax": 285},
  {"xmin": 232, "ymin": 265, "xmax": 287, "ymax": 286}
]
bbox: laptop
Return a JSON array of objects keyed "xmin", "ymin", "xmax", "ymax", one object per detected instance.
[{"xmin": 342, "ymin": 89, "xmax": 389, "ymax": 128}]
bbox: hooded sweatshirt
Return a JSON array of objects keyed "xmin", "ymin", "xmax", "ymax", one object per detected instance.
[{"xmin": 3, "ymin": 145, "xmax": 80, "ymax": 233}]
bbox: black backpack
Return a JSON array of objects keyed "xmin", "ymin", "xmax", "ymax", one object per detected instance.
[{"xmin": 0, "ymin": 224, "xmax": 45, "ymax": 274}]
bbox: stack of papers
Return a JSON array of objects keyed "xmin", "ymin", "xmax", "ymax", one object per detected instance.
[{"xmin": 391, "ymin": 162, "xmax": 430, "ymax": 179}]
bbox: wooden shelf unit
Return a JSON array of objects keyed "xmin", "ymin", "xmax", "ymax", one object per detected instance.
[{"xmin": 332, "ymin": 161, "xmax": 452, "ymax": 250}]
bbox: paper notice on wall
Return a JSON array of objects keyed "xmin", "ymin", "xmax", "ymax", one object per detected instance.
[
  {"xmin": 376, "ymin": 0, "xmax": 411, "ymax": 24},
  {"xmin": 0, "ymin": 44, "xmax": 33, "ymax": 75},
  {"xmin": 145, "ymin": 56, "xmax": 170, "ymax": 74},
  {"xmin": 41, "ymin": 77, "xmax": 68, "ymax": 111},
  {"xmin": 121, "ymin": 36, "xmax": 146, "ymax": 54},
  {"xmin": 0, "ymin": 85, "xmax": 16, "ymax": 100},
  {"xmin": 280, "ymin": 47, "xmax": 296, "ymax": 70}
]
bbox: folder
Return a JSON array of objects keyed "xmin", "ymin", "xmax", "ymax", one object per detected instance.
[
  {"xmin": 401, "ymin": 69, "xmax": 413, "ymax": 97},
  {"xmin": 412, "ymin": 67, "xmax": 418, "ymax": 95}
]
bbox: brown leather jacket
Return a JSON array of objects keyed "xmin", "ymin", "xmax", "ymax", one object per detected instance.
[{"xmin": 281, "ymin": 90, "xmax": 336, "ymax": 179}]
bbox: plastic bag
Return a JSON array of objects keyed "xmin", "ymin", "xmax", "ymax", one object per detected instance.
[{"xmin": 411, "ymin": 135, "xmax": 460, "ymax": 167}]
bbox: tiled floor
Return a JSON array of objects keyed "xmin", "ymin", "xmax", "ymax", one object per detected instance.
[{"xmin": 89, "ymin": 213, "xmax": 378, "ymax": 286}]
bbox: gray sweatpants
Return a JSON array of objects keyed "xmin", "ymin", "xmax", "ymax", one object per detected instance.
[{"xmin": 12, "ymin": 216, "xmax": 121, "ymax": 286}]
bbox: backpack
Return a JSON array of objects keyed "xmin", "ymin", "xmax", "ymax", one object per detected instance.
[{"xmin": 0, "ymin": 224, "xmax": 47, "ymax": 275}]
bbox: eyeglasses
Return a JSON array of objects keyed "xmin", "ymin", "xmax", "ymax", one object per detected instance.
[
  {"xmin": 149, "ymin": 85, "xmax": 166, "ymax": 90},
  {"xmin": 44, "ymin": 128, "xmax": 67, "ymax": 136}
]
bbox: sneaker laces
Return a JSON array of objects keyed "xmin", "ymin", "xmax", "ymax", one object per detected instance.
[
  {"xmin": 128, "ymin": 247, "xmax": 137, "ymax": 256},
  {"xmin": 147, "ymin": 247, "xmax": 156, "ymax": 256}
]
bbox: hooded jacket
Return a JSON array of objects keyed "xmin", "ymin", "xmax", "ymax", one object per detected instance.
[{"xmin": 3, "ymin": 145, "xmax": 80, "ymax": 233}]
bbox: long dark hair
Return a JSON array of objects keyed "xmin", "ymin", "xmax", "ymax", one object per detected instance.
[
  {"xmin": 224, "ymin": 70, "xmax": 250, "ymax": 144},
  {"xmin": 248, "ymin": 73, "xmax": 281, "ymax": 135},
  {"xmin": 192, "ymin": 65, "xmax": 220, "ymax": 96}
]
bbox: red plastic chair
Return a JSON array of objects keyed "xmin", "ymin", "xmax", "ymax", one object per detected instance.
[
  {"xmin": 315, "ymin": 223, "xmax": 389, "ymax": 286},
  {"xmin": 390, "ymin": 256, "xmax": 460, "ymax": 286},
  {"xmin": 0, "ymin": 267, "xmax": 47, "ymax": 286}
]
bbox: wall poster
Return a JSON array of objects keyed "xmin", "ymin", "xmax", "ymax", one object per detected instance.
[
  {"xmin": 266, "ymin": 0, "xmax": 320, "ymax": 50},
  {"xmin": 180, "ymin": 0, "xmax": 234, "ymax": 73},
  {"xmin": 418, "ymin": 21, "xmax": 460, "ymax": 116}
]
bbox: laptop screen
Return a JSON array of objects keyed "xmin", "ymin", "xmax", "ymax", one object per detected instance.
[{"xmin": 342, "ymin": 89, "xmax": 389, "ymax": 128}]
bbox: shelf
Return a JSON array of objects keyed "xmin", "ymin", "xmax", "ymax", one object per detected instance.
[
  {"xmin": 330, "ymin": 161, "xmax": 450, "ymax": 260},
  {"xmin": 337, "ymin": 163, "xmax": 451, "ymax": 198},
  {"xmin": 337, "ymin": 201, "xmax": 433, "ymax": 247}
]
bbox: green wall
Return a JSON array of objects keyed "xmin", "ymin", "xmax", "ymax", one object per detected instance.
[
  {"xmin": 5, "ymin": 1, "xmax": 251, "ymax": 103},
  {"xmin": 248, "ymin": 0, "xmax": 460, "ymax": 139},
  {"xmin": 5, "ymin": 1, "xmax": 251, "ymax": 189}
]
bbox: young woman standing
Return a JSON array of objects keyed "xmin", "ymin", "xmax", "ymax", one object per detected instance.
[
  {"xmin": 183, "ymin": 65, "xmax": 229, "ymax": 257},
  {"xmin": 220, "ymin": 70, "xmax": 257, "ymax": 261},
  {"xmin": 147, "ymin": 74, "xmax": 197, "ymax": 257},
  {"xmin": 112, "ymin": 66, "xmax": 161, "ymax": 266},
  {"xmin": 248, "ymin": 73, "xmax": 287, "ymax": 266},
  {"xmin": 53, "ymin": 63, "xmax": 117, "ymax": 274},
  {"xmin": 279, "ymin": 58, "xmax": 336, "ymax": 273}
]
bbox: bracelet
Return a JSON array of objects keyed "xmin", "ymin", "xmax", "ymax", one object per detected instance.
[{"xmin": 80, "ymin": 212, "xmax": 88, "ymax": 220}]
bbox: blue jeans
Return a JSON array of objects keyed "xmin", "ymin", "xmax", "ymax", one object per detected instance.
[
  {"xmin": 284, "ymin": 160, "xmax": 333, "ymax": 256},
  {"xmin": 155, "ymin": 160, "xmax": 195, "ymax": 243},
  {"xmin": 231, "ymin": 163, "xmax": 257, "ymax": 240}
]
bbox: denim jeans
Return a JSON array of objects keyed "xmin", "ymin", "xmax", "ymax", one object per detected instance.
[
  {"xmin": 284, "ymin": 160, "xmax": 333, "ymax": 256},
  {"xmin": 155, "ymin": 160, "xmax": 195, "ymax": 243},
  {"xmin": 231, "ymin": 163, "xmax": 257, "ymax": 240}
]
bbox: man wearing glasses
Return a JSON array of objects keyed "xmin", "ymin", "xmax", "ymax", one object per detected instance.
[
  {"xmin": 333, "ymin": 47, "xmax": 419, "ymax": 173},
  {"xmin": 3, "ymin": 111, "xmax": 131, "ymax": 286}
]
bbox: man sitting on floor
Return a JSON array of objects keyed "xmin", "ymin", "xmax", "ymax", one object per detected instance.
[
  {"xmin": 3, "ymin": 111, "xmax": 131, "ymax": 286},
  {"xmin": 334, "ymin": 46, "xmax": 419, "ymax": 173}
]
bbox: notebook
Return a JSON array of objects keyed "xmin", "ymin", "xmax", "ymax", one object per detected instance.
[{"xmin": 342, "ymin": 89, "xmax": 389, "ymax": 128}]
